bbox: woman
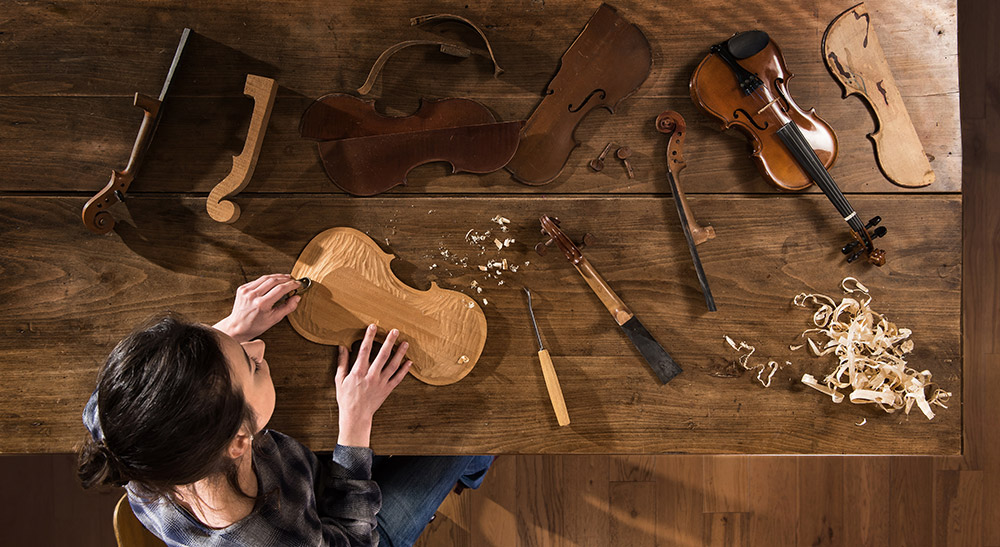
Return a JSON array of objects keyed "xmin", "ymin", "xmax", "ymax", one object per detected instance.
[{"xmin": 78, "ymin": 274, "xmax": 492, "ymax": 546}]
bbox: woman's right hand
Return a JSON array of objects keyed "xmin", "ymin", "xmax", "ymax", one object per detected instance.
[{"xmin": 334, "ymin": 324, "xmax": 412, "ymax": 448}]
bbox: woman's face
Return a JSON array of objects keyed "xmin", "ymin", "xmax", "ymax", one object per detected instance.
[{"xmin": 214, "ymin": 329, "xmax": 276, "ymax": 434}]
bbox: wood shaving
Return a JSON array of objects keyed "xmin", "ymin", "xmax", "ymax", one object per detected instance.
[
  {"xmin": 458, "ymin": 355, "xmax": 470, "ymax": 364},
  {"xmin": 792, "ymin": 277, "xmax": 951, "ymax": 420},
  {"xmin": 723, "ymin": 335, "xmax": 785, "ymax": 388},
  {"xmin": 494, "ymin": 238, "xmax": 503, "ymax": 250}
]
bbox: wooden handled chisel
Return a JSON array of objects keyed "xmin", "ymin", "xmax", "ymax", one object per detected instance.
[{"xmin": 524, "ymin": 287, "xmax": 570, "ymax": 426}]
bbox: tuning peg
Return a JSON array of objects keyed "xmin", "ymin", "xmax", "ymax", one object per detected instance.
[
  {"xmin": 847, "ymin": 247, "xmax": 866, "ymax": 263},
  {"xmin": 534, "ymin": 238, "xmax": 554, "ymax": 256},
  {"xmin": 872, "ymin": 226, "xmax": 887, "ymax": 239},
  {"xmin": 865, "ymin": 216, "xmax": 882, "ymax": 228},
  {"xmin": 534, "ymin": 233, "xmax": 595, "ymax": 256},
  {"xmin": 842, "ymin": 240, "xmax": 860, "ymax": 255}
]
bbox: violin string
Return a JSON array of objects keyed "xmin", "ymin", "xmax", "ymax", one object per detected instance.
[
  {"xmin": 720, "ymin": 52, "xmax": 873, "ymax": 250},
  {"xmin": 748, "ymin": 79, "xmax": 864, "ymax": 234}
]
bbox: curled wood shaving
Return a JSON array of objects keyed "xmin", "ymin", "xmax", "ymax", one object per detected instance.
[
  {"xmin": 792, "ymin": 277, "xmax": 952, "ymax": 420},
  {"xmin": 723, "ymin": 336, "xmax": 785, "ymax": 388}
]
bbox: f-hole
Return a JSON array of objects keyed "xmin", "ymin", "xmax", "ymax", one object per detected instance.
[
  {"xmin": 733, "ymin": 109, "xmax": 769, "ymax": 131},
  {"xmin": 568, "ymin": 89, "xmax": 606, "ymax": 112}
]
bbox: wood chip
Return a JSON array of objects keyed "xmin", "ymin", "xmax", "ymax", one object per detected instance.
[{"xmin": 792, "ymin": 277, "xmax": 951, "ymax": 420}]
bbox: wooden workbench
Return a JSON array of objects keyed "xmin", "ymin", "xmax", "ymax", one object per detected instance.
[{"xmin": 0, "ymin": 0, "xmax": 960, "ymax": 454}]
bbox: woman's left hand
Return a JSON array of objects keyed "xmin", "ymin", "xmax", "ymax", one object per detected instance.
[{"xmin": 213, "ymin": 274, "xmax": 303, "ymax": 342}]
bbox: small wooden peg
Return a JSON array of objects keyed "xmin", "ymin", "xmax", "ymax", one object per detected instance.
[{"xmin": 207, "ymin": 74, "xmax": 277, "ymax": 223}]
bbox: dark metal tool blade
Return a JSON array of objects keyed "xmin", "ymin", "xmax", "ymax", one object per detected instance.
[
  {"xmin": 158, "ymin": 28, "xmax": 191, "ymax": 102},
  {"xmin": 619, "ymin": 316, "xmax": 682, "ymax": 384},
  {"xmin": 666, "ymin": 171, "xmax": 716, "ymax": 311}
]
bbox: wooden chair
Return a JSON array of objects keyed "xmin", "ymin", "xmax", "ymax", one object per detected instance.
[{"xmin": 113, "ymin": 494, "xmax": 166, "ymax": 547}]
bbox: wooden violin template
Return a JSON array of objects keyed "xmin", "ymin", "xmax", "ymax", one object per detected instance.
[
  {"xmin": 536, "ymin": 216, "xmax": 682, "ymax": 384},
  {"xmin": 300, "ymin": 93, "xmax": 523, "ymax": 196},
  {"xmin": 505, "ymin": 3, "xmax": 652, "ymax": 186},
  {"xmin": 206, "ymin": 74, "xmax": 277, "ymax": 223},
  {"xmin": 655, "ymin": 111, "xmax": 716, "ymax": 311},
  {"xmin": 82, "ymin": 28, "xmax": 190, "ymax": 234},
  {"xmin": 288, "ymin": 227, "xmax": 487, "ymax": 386},
  {"xmin": 823, "ymin": 2, "xmax": 934, "ymax": 188},
  {"xmin": 690, "ymin": 30, "xmax": 887, "ymax": 266}
]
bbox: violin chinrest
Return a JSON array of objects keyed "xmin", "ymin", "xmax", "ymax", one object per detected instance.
[{"xmin": 289, "ymin": 227, "xmax": 487, "ymax": 386}]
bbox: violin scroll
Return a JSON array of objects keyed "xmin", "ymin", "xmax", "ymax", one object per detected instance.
[
  {"xmin": 535, "ymin": 216, "xmax": 594, "ymax": 259},
  {"xmin": 536, "ymin": 216, "xmax": 595, "ymax": 264}
]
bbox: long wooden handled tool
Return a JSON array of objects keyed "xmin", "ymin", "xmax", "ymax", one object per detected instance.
[
  {"xmin": 524, "ymin": 287, "xmax": 570, "ymax": 426},
  {"xmin": 536, "ymin": 216, "xmax": 682, "ymax": 384}
]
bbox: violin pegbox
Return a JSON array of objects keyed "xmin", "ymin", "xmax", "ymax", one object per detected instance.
[
  {"xmin": 842, "ymin": 216, "xmax": 888, "ymax": 266},
  {"xmin": 534, "ymin": 215, "xmax": 594, "ymax": 263}
]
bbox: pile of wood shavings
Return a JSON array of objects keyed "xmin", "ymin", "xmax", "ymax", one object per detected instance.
[
  {"xmin": 723, "ymin": 336, "xmax": 787, "ymax": 387},
  {"xmin": 792, "ymin": 277, "xmax": 951, "ymax": 420}
]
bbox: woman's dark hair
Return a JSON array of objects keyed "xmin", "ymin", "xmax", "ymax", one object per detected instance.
[{"xmin": 78, "ymin": 314, "xmax": 256, "ymax": 499}]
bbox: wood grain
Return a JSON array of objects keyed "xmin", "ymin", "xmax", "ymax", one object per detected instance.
[
  {"xmin": 842, "ymin": 457, "xmax": 890, "ymax": 546},
  {"xmin": 823, "ymin": 3, "xmax": 936, "ymax": 188},
  {"xmin": 889, "ymin": 457, "xmax": 934, "ymax": 547},
  {"xmin": 206, "ymin": 74, "xmax": 277, "ymax": 223},
  {"xmin": 654, "ymin": 455, "xmax": 704, "ymax": 547},
  {"xmin": 0, "ymin": 194, "xmax": 960, "ymax": 454},
  {"xmin": 608, "ymin": 481, "xmax": 656, "ymax": 546},
  {"xmin": 0, "ymin": 0, "xmax": 985, "ymax": 544},
  {"xmin": 798, "ymin": 457, "xmax": 845, "ymax": 547},
  {"xmin": 746, "ymin": 456, "xmax": 797, "ymax": 546},
  {"xmin": 288, "ymin": 227, "xmax": 488, "ymax": 385},
  {"xmin": 0, "ymin": 0, "xmax": 960, "ymax": 194},
  {"xmin": 703, "ymin": 512, "xmax": 747, "ymax": 547}
]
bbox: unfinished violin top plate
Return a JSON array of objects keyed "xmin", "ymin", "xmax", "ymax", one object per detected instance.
[{"xmin": 288, "ymin": 227, "xmax": 487, "ymax": 386}]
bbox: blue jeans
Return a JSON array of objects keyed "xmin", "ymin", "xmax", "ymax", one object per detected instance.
[{"xmin": 372, "ymin": 455, "xmax": 494, "ymax": 547}]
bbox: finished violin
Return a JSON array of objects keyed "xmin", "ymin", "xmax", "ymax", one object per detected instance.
[{"xmin": 690, "ymin": 30, "xmax": 887, "ymax": 266}]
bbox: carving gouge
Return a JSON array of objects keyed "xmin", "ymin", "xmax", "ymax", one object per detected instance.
[{"xmin": 524, "ymin": 287, "xmax": 570, "ymax": 426}]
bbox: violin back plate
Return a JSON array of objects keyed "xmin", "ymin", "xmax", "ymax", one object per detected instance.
[
  {"xmin": 300, "ymin": 94, "xmax": 523, "ymax": 196},
  {"xmin": 506, "ymin": 3, "xmax": 652, "ymax": 185},
  {"xmin": 823, "ymin": 2, "xmax": 934, "ymax": 188},
  {"xmin": 289, "ymin": 227, "xmax": 487, "ymax": 385}
]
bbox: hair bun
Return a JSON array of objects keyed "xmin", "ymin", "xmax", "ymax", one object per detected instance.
[{"xmin": 101, "ymin": 442, "xmax": 129, "ymax": 486}]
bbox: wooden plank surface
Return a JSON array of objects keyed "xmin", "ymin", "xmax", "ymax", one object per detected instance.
[
  {"xmin": 0, "ymin": 193, "xmax": 961, "ymax": 454},
  {"xmin": 0, "ymin": 0, "xmax": 959, "ymax": 194},
  {"xmin": 0, "ymin": 0, "xmax": 961, "ymax": 457}
]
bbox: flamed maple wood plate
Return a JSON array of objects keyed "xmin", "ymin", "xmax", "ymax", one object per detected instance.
[{"xmin": 288, "ymin": 227, "xmax": 487, "ymax": 385}]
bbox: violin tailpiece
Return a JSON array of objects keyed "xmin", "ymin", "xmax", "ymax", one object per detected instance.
[
  {"xmin": 206, "ymin": 74, "xmax": 277, "ymax": 224},
  {"xmin": 823, "ymin": 2, "xmax": 934, "ymax": 188}
]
